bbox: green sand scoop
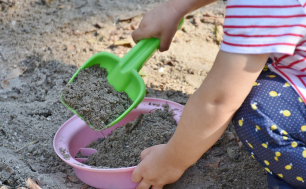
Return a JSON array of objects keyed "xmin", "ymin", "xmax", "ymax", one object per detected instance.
[{"xmin": 61, "ymin": 18, "xmax": 184, "ymax": 131}]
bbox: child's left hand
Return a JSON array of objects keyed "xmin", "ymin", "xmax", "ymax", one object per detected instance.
[{"xmin": 131, "ymin": 144, "xmax": 185, "ymax": 189}]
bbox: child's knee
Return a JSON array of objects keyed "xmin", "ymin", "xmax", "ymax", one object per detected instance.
[{"xmin": 232, "ymin": 68, "xmax": 306, "ymax": 188}]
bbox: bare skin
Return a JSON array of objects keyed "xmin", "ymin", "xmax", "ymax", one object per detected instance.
[
  {"xmin": 131, "ymin": 0, "xmax": 270, "ymax": 188},
  {"xmin": 132, "ymin": 0, "xmax": 217, "ymax": 52}
]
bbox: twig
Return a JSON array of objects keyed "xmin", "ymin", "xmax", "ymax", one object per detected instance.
[{"xmin": 14, "ymin": 141, "xmax": 38, "ymax": 153}]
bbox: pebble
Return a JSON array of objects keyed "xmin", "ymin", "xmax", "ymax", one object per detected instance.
[
  {"xmin": 224, "ymin": 131, "xmax": 236, "ymax": 141},
  {"xmin": 28, "ymin": 145, "xmax": 35, "ymax": 153},
  {"xmin": 158, "ymin": 67, "xmax": 164, "ymax": 73},
  {"xmin": 23, "ymin": 28, "xmax": 30, "ymax": 33}
]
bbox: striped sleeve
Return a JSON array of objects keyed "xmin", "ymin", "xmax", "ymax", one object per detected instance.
[
  {"xmin": 300, "ymin": 0, "xmax": 306, "ymax": 12},
  {"xmin": 220, "ymin": 0, "xmax": 306, "ymax": 55}
]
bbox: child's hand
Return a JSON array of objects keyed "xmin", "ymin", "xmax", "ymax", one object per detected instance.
[
  {"xmin": 132, "ymin": 1, "xmax": 183, "ymax": 52},
  {"xmin": 131, "ymin": 144, "xmax": 185, "ymax": 189}
]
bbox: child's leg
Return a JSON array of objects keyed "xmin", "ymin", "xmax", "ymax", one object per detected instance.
[
  {"xmin": 233, "ymin": 63, "xmax": 306, "ymax": 189},
  {"xmin": 267, "ymin": 172, "xmax": 294, "ymax": 189}
]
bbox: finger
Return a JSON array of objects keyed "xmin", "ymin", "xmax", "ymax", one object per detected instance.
[
  {"xmin": 151, "ymin": 185, "xmax": 163, "ymax": 189},
  {"xmin": 131, "ymin": 166, "xmax": 143, "ymax": 183},
  {"xmin": 132, "ymin": 28, "xmax": 150, "ymax": 44},
  {"xmin": 140, "ymin": 147, "xmax": 152, "ymax": 160},
  {"xmin": 136, "ymin": 179, "xmax": 151, "ymax": 189},
  {"xmin": 159, "ymin": 30, "xmax": 176, "ymax": 52}
]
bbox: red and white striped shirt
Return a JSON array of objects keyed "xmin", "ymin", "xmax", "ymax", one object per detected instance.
[{"xmin": 220, "ymin": 0, "xmax": 306, "ymax": 103}]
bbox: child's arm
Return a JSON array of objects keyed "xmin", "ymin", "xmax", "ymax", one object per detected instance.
[
  {"xmin": 132, "ymin": 0, "xmax": 217, "ymax": 51},
  {"xmin": 132, "ymin": 51, "xmax": 269, "ymax": 189},
  {"xmin": 131, "ymin": 1, "xmax": 270, "ymax": 189}
]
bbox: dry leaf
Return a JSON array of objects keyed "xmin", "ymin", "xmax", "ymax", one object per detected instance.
[
  {"xmin": 186, "ymin": 14, "xmax": 194, "ymax": 19},
  {"xmin": 1, "ymin": 80, "xmax": 10, "ymax": 89},
  {"xmin": 114, "ymin": 40, "xmax": 132, "ymax": 47},
  {"xmin": 206, "ymin": 157, "xmax": 221, "ymax": 169},
  {"xmin": 81, "ymin": 185, "xmax": 89, "ymax": 189},
  {"xmin": 118, "ymin": 15, "xmax": 137, "ymax": 22},
  {"xmin": 166, "ymin": 60, "xmax": 176, "ymax": 66},
  {"xmin": 130, "ymin": 24, "xmax": 137, "ymax": 30},
  {"xmin": 87, "ymin": 39, "xmax": 97, "ymax": 43},
  {"xmin": 0, "ymin": 186, "xmax": 9, "ymax": 189},
  {"xmin": 4, "ymin": 67, "xmax": 26, "ymax": 81},
  {"xmin": 201, "ymin": 17, "xmax": 216, "ymax": 24},
  {"xmin": 203, "ymin": 12, "xmax": 215, "ymax": 17},
  {"xmin": 68, "ymin": 175, "xmax": 78, "ymax": 183},
  {"xmin": 58, "ymin": 4, "xmax": 65, "ymax": 9},
  {"xmin": 26, "ymin": 178, "xmax": 42, "ymax": 189},
  {"xmin": 95, "ymin": 22, "xmax": 104, "ymax": 29}
]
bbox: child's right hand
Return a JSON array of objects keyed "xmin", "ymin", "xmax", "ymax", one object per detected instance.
[{"xmin": 132, "ymin": 1, "xmax": 183, "ymax": 52}]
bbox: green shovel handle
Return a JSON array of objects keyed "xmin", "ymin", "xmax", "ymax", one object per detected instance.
[{"xmin": 120, "ymin": 18, "xmax": 185, "ymax": 73}]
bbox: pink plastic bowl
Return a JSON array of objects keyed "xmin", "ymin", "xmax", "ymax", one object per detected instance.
[{"xmin": 53, "ymin": 98, "xmax": 184, "ymax": 189}]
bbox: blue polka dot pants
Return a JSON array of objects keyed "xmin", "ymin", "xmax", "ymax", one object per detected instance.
[{"xmin": 233, "ymin": 65, "xmax": 306, "ymax": 188}]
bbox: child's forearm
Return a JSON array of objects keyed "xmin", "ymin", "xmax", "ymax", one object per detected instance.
[
  {"xmin": 165, "ymin": 89, "xmax": 233, "ymax": 169},
  {"xmin": 169, "ymin": 0, "xmax": 218, "ymax": 17},
  {"xmin": 163, "ymin": 51, "xmax": 269, "ymax": 170}
]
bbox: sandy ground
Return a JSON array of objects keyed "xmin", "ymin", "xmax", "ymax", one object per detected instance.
[{"xmin": 0, "ymin": 0, "xmax": 267, "ymax": 188}]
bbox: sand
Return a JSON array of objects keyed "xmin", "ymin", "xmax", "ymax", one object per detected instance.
[
  {"xmin": 62, "ymin": 65, "xmax": 133, "ymax": 131},
  {"xmin": 83, "ymin": 104, "xmax": 176, "ymax": 168},
  {"xmin": 0, "ymin": 0, "xmax": 267, "ymax": 188}
]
